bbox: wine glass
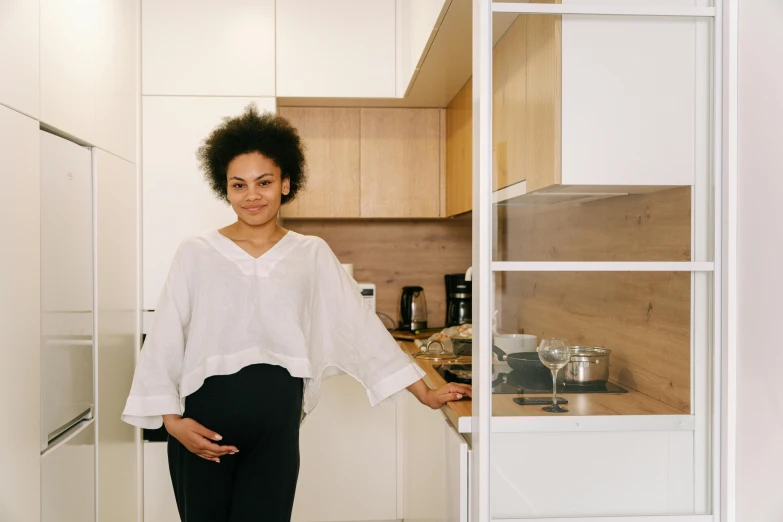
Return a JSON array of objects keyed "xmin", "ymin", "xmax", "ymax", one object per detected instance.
[{"xmin": 537, "ymin": 339, "xmax": 571, "ymax": 413}]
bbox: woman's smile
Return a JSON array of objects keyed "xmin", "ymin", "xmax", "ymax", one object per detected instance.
[{"xmin": 242, "ymin": 204, "xmax": 266, "ymax": 213}]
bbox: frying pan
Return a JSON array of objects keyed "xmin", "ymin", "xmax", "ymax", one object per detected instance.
[{"xmin": 452, "ymin": 340, "xmax": 551, "ymax": 379}]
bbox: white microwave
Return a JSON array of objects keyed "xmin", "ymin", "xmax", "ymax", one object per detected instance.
[{"xmin": 358, "ymin": 283, "xmax": 376, "ymax": 312}]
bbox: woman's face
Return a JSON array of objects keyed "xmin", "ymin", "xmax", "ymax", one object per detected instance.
[{"xmin": 225, "ymin": 152, "xmax": 290, "ymax": 226}]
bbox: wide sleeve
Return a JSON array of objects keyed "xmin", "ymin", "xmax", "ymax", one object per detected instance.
[
  {"xmin": 121, "ymin": 249, "xmax": 191, "ymax": 429},
  {"xmin": 309, "ymin": 239, "xmax": 425, "ymax": 407}
]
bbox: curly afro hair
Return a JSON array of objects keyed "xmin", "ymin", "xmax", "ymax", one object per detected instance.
[{"xmin": 196, "ymin": 104, "xmax": 307, "ymax": 205}]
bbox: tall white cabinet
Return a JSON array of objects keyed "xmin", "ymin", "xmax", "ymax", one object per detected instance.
[
  {"xmin": 293, "ymin": 377, "xmax": 399, "ymax": 522},
  {"xmin": 142, "ymin": 96, "xmax": 276, "ymax": 310},
  {"xmin": 96, "ymin": 149, "xmax": 140, "ymax": 522},
  {"xmin": 0, "ymin": 104, "xmax": 42, "ymax": 522}
]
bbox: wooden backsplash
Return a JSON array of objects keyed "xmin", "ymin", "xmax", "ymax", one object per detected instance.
[
  {"xmin": 497, "ymin": 187, "xmax": 692, "ymax": 412},
  {"xmin": 284, "ymin": 218, "xmax": 473, "ymax": 328}
]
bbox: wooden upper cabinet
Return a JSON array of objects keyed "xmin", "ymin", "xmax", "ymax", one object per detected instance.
[
  {"xmin": 491, "ymin": 10, "xmax": 560, "ymax": 194},
  {"xmin": 279, "ymin": 108, "xmax": 362, "ymax": 219},
  {"xmin": 493, "ymin": 14, "xmax": 529, "ymax": 192},
  {"xmin": 360, "ymin": 109, "xmax": 441, "ymax": 218},
  {"xmin": 446, "ymin": 79, "xmax": 473, "ymax": 217}
]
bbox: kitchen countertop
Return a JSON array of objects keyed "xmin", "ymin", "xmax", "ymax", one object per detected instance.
[{"xmin": 399, "ymin": 341, "xmax": 686, "ymax": 432}]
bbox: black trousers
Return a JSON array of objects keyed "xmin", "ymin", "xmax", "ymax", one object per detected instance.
[{"xmin": 168, "ymin": 364, "xmax": 304, "ymax": 522}]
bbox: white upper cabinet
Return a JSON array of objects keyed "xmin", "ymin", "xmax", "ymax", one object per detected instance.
[
  {"xmin": 276, "ymin": 0, "xmax": 396, "ymax": 98},
  {"xmin": 558, "ymin": 0, "xmax": 708, "ymax": 188},
  {"xmin": 0, "ymin": 0, "xmax": 39, "ymax": 117},
  {"xmin": 94, "ymin": 0, "xmax": 139, "ymax": 162},
  {"xmin": 395, "ymin": 0, "xmax": 446, "ymax": 97},
  {"xmin": 142, "ymin": 96, "xmax": 275, "ymax": 310},
  {"xmin": 142, "ymin": 0, "xmax": 275, "ymax": 97},
  {"xmin": 40, "ymin": 0, "xmax": 99, "ymax": 143},
  {"xmin": 40, "ymin": 0, "xmax": 138, "ymax": 157}
]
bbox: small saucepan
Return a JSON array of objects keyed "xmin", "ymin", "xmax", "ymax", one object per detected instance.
[{"xmin": 556, "ymin": 346, "xmax": 611, "ymax": 385}]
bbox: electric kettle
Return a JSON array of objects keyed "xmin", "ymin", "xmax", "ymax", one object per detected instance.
[{"xmin": 399, "ymin": 286, "xmax": 427, "ymax": 331}]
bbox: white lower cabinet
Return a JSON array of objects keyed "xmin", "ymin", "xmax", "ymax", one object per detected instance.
[
  {"xmin": 144, "ymin": 441, "xmax": 181, "ymax": 522},
  {"xmin": 293, "ymin": 376, "xmax": 398, "ymax": 522},
  {"xmin": 401, "ymin": 394, "xmax": 470, "ymax": 522},
  {"xmin": 444, "ymin": 424, "xmax": 469, "ymax": 522}
]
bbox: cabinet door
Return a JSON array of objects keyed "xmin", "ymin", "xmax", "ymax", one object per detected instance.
[
  {"xmin": 40, "ymin": 131, "xmax": 94, "ymax": 314},
  {"xmin": 361, "ymin": 108, "xmax": 441, "ymax": 218},
  {"xmin": 0, "ymin": 105, "xmax": 41, "ymax": 522},
  {"xmin": 293, "ymin": 376, "xmax": 398, "ymax": 522},
  {"xmin": 493, "ymin": 15, "xmax": 527, "ymax": 192},
  {"xmin": 142, "ymin": 0, "xmax": 275, "ymax": 97},
  {"xmin": 0, "ymin": 0, "xmax": 39, "ymax": 117},
  {"xmin": 400, "ymin": 394, "xmax": 447, "ymax": 522},
  {"xmin": 94, "ymin": 0, "xmax": 138, "ymax": 162},
  {"xmin": 445, "ymin": 421, "xmax": 469, "ymax": 522},
  {"xmin": 144, "ymin": 442, "xmax": 181, "ymax": 522},
  {"xmin": 446, "ymin": 80, "xmax": 472, "ymax": 216},
  {"xmin": 560, "ymin": 11, "xmax": 700, "ymax": 187},
  {"xmin": 276, "ymin": 0, "xmax": 396, "ymax": 98},
  {"xmin": 40, "ymin": 0, "xmax": 98, "ymax": 143},
  {"xmin": 96, "ymin": 149, "xmax": 140, "ymax": 522},
  {"xmin": 279, "ymin": 107, "xmax": 361, "ymax": 218},
  {"xmin": 41, "ymin": 423, "xmax": 96, "ymax": 522},
  {"xmin": 142, "ymin": 96, "xmax": 275, "ymax": 310}
]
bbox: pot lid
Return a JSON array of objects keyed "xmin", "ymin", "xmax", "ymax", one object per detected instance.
[{"xmin": 568, "ymin": 346, "xmax": 611, "ymax": 358}]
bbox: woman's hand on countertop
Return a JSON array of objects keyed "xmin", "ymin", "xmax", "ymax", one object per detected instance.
[
  {"xmin": 163, "ymin": 414, "xmax": 239, "ymax": 463},
  {"xmin": 407, "ymin": 379, "xmax": 472, "ymax": 409},
  {"xmin": 425, "ymin": 383, "xmax": 473, "ymax": 409}
]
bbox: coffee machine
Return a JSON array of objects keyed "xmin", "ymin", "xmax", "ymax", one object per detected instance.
[{"xmin": 445, "ymin": 274, "xmax": 472, "ymax": 327}]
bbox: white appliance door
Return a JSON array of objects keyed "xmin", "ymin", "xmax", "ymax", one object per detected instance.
[
  {"xmin": 39, "ymin": 130, "xmax": 94, "ymax": 451},
  {"xmin": 42, "ymin": 421, "xmax": 96, "ymax": 522}
]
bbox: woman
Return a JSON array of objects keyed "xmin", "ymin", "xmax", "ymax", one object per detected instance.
[{"xmin": 122, "ymin": 105, "xmax": 472, "ymax": 522}]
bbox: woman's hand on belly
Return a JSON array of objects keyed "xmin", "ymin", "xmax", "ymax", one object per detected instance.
[{"xmin": 163, "ymin": 414, "xmax": 239, "ymax": 463}]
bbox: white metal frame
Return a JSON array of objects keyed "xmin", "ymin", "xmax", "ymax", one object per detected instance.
[{"xmin": 473, "ymin": 2, "xmax": 726, "ymax": 521}]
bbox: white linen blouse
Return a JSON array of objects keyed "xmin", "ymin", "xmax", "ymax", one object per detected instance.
[{"xmin": 122, "ymin": 230, "xmax": 425, "ymax": 429}]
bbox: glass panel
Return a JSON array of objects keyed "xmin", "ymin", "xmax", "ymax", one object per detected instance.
[
  {"xmin": 493, "ymin": 189, "xmax": 693, "ymax": 262},
  {"xmin": 490, "ymin": 12, "xmax": 713, "ymax": 261},
  {"xmin": 493, "ymin": 0, "xmax": 714, "ymax": 6},
  {"xmin": 487, "ymin": 271, "xmax": 714, "ymax": 518},
  {"xmin": 492, "ymin": 271, "xmax": 692, "ymax": 416},
  {"xmin": 490, "ymin": 431, "xmax": 701, "ymax": 518}
]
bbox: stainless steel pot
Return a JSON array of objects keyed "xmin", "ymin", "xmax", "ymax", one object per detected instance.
[{"xmin": 557, "ymin": 346, "xmax": 611, "ymax": 385}]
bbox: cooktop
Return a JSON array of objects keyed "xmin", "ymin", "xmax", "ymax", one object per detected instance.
[{"xmin": 436, "ymin": 364, "xmax": 628, "ymax": 395}]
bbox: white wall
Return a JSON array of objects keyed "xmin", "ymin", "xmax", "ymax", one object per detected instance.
[{"xmin": 736, "ymin": 0, "xmax": 783, "ymax": 520}]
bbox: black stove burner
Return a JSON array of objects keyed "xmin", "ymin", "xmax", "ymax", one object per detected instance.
[{"xmin": 435, "ymin": 365, "xmax": 628, "ymax": 395}]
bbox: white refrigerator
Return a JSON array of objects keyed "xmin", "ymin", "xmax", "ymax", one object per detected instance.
[{"xmin": 39, "ymin": 130, "xmax": 96, "ymax": 522}]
